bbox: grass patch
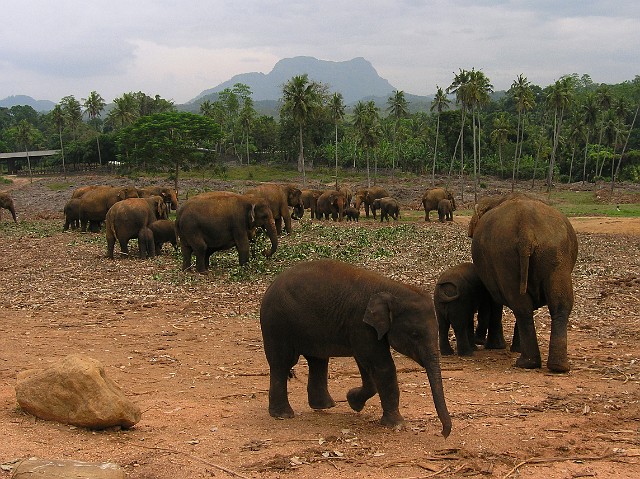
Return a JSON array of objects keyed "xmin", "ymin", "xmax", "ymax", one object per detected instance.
[
  {"xmin": 0, "ymin": 176, "xmax": 12, "ymax": 185},
  {"xmin": 0, "ymin": 220, "xmax": 62, "ymax": 238},
  {"xmin": 47, "ymin": 182, "xmax": 74, "ymax": 191}
]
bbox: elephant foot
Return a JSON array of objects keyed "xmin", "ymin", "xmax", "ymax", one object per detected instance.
[
  {"xmin": 515, "ymin": 355, "xmax": 542, "ymax": 369},
  {"xmin": 457, "ymin": 348, "xmax": 475, "ymax": 357},
  {"xmin": 269, "ymin": 404, "xmax": 295, "ymax": 419},
  {"xmin": 510, "ymin": 343, "xmax": 521, "ymax": 353},
  {"xmin": 547, "ymin": 359, "xmax": 570, "ymax": 373},
  {"xmin": 347, "ymin": 387, "xmax": 370, "ymax": 412},
  {"xmin": 380, "ymin": 410, "xmax": 405, "ymax": 429},
  {"xmin": 485, "ymin": 338, "xmax": 507, "ymax": 350},
  {"xmin": 439, "ymin": 343, "xmax": 455, "ymax": 356},
  {"xmin": 309, "ymin": 396, "xmax": 336, "ymax": 410}
]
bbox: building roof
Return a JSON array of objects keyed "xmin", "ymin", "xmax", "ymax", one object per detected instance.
[{"xmin": 0, "ymin": 150, "xmax": 60, "ymax": 159}]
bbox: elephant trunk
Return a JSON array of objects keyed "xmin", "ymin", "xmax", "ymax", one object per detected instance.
[
  {"xmin": 263, "ymin": 219, "xmax": 278, "ymax": 258},
  {"xmin": 422, "ymin": 352, "xmax": 452, "ymax": 438}
]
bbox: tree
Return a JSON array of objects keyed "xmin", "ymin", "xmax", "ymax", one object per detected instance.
[
  {"xmin": 239, "ymin": 95, "xmax": 256, "ymax": 164},
  {"xmin": 490, "ymin": 112, "xmax": 511, "ymax": 178},
  {"xmin": 60, "ymin": 95, "xmax": 83, "ymax": 141},
  {"xmin": 83, "ymin": 91, "xmax": 106, "ymax": 165},
  {"xmin": 430, "ymin": 86, "xmax": 450, "ymax": 185},
  {"xmin": 386, "ymin": 90, "xmax": 409, "ymax": 172},
  {"xmin": 353, "ymin": 100, "xmax": 381, "ymax": 187},
  {"xmin": 117, "ymin": 112, "xmax": 221, "ymax": 192},
  {"xmin": 15, "ymin": 120, "xmax": 36, "ymax": 182},
  {"xmin": 508, "ymin": 74, "xmax": 535, "ymax": 191},
  {"xmin": 447, "ymin": 69, "xmax": 472, "ymax": 200},
  {"xmin": 280, "ymin": 74, "xmax": 324, "ymax": 186},
  {"xmin": 51, "ymin": 104, "xmax": 66, "ymax": 177},
  {"xmin": 545, "ymin": 76, "xmax": 575, "ymax": 191},
  {"xmin": 581, "ymin": 93, "xmax": 599, "ymax": 183},
  {"xmin": 467, "ymin": 69, "xmax": 493, "ymax": 200},
  {"xmin": 107, "ymin": 93, "xmax": 138, "ymax": 130},
  {"xmin": 329, "ymin": 92, "xmax": 345, "ymax": 189}
]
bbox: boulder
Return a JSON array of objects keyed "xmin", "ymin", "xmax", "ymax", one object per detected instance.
[
  {"xmin": 12, "ymin": 458, "xmax": 125, "ymax": 479},
  {"xmin": 15, "ymin": 354, "xmax": 141, "ymax": 429}
]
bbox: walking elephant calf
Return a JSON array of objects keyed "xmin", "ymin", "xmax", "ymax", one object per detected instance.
[
  {"xmin": 372, "ymin": 197, "xmax": 400, "ymax": 222},
  {"xmin": 0, "ymin": 192, "xmax": 17, "ymax": 223},
  {"xmin": 422, "ymin": 188, "xmax": 455, "ymax": 222},
  {"xmin": 148, "ymin": 219, "xmax": 177, "ymax": 255},
  {"xmin": 260, "ymin": 259, "xmax": 451, "ymax": 437}
]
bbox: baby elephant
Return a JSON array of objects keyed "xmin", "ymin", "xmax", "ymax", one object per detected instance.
[
  {"xmin": 0, "ymin": 192, "xmax": 17, "ymax": 223},
  {"xmin": 344, "ymin": 206, "xmax": 360, "ymax": 222},
  {"xmin": 434, "ymin": 262, "xmax": 505, "ymax": 356},
  {"xmin": 138, "ymin": 226, "xmax": 155, "ymax": 259},
  {"xmin": 260, "ymin": 259, "xmax": 451, "ymax": 437},
  {"xmin": 437, "ymin": 198, "xmax": 454, "ymax": 222},
  {"xmin": 148, "ymin": 219, "xmax": 177, "ymax": 255},
  {"xmin": 372, "ymin": 197, "xmax": 400, "ymax": 222}
]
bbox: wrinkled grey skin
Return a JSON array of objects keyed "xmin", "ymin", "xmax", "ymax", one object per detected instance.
[
  {"xmin": 469, "ymin": 193, "xmax": 578, "ymax": 372},
  {"xmin": 0, "ymin": 192, "xmax": 18, "ymax": 223},
  {"xmin": 353, "ymin": 187, "xmax": 389, "ymax": 219},
  {"xmin": 372, "ymin": 197, "xmax": 400, "ymax": 222},
  {"xmin": 437, "ymin": 198, "xmax": 454, "ymax": 222},
  {"xmin": 260, "ymin": 259, "xmax": 451, "ymax": 437},
  {"xmin": 434, "ymin": 262, "xmax": 505, "ymax": 356},
  {"xmin": 422, "ymin": 188, "xmax": 456, "ymax": 222},
  {"xmin": 344, "ymin": 206, "xmax": 360, "ymax": 222}
]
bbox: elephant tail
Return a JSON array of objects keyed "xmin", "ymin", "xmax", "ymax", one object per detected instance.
[{"xmin": 518, "ymin": 242, "xmax": 532, "ymax": 295}]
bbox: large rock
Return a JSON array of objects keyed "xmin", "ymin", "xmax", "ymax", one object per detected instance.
[
  {"xmin": 15, "ymin": 354, "xmax": 141, "ymax": 429},
  {"xmin": 12, "ymin": 458, "xmax": 125, "ymax": 478}
]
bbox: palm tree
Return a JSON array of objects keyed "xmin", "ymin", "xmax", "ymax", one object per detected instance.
[
  {"xmin": 490, "ymin": 112, "xmax": 511, "ymax": 178},
  {"xmin": 545, "ymin": 76, "xmax": 575, "ymax": 192},
  {"xmin": 467, "ymin": 69, "xmax": 493, "ymax": 201},
  {"xmin": 281, "ymin": 74, "xmax": 324, "ymax": 186},
  {"xmin": 239, "ymin": 96, "xmax": 256, "ymax": 164},
  {"xmin": 430, "ymin": 86, "xmax": 450, "ymax": 185},
  {"xmin": 386, "ymin": 90, "xmax": 409, "ymax": 172},
  {"xmin": 447, "ymin": 69, "xmax": 472, "ymax": 200},
  {"xmin": 82, "ymin": 91, "xmax": 106, "ymax": 165},
  {"xmin": 51, "ymin": 104, "xmax": 66, "ymax": 178},
  {"xmin": 508, "ymin": 74, "xmax": 535, "ymax": 191},
  {"xmin": 60, "ymin": 95, "xmax": 83, "ymax": 141},
  {"xmin": 581, "ymin": 93, "xmax": 599, "ymax": 184},
  {"xmin": 565, "ymin": 113, "xmax": 585, "ymax": 184},
  {"xmin": 107, "ymin": 92, "xmax": 138, "ymax": 130},
  {"xmin": 353, "ymin": 100, "xmax": 381, "ymax": 187},
  {"xmin": 329, "ymin": 92, "xmax": 345, "ymax": 189},
  {"xmin": 611, "ymin": 77, "xmax": 639, "ymax": 193},
  {"xmin": 15, "ymin": 120, "xmax": 35, "ymax": 182},
  {"xmin": 595, "ymin": 85, "xmax": 613, "ymax": 177}
]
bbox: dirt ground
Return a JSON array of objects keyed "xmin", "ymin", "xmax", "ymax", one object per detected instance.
[{"xmin": 0, "ymin": 175, "xmax": 638, "ymax": 479}]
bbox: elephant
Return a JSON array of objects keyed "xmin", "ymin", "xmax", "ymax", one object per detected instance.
[
  {"xmin": 434, "ymin": 262, "xmax": 505, "ymax": 356},
  {"xmin": 63, "ymin": 198, "xmax": 81, "ymax": 231},
  {"xmin": 0, "ymin": 192, "xmax": 17, "ymax": 223},
  {"xmin": 437, "ymin": 198, "xmax": 454, "ymax": 222},
  {"xmin": 137, "ymin": 186, "xmax": 179, "ymax": 211},
  {"xmin": 245, "ymin": 183, "xmax": 303, "ymax": 235},
  {"xmin": 344, "ymin": 206, "xmax": 360, "ymax": 222},
  {"xmin": 339, "ymin": 186, "xmax": 353, "ymax": 207},
  {"xmin": 353, "ymin": 187, "xmax": 389, "ymax": 219},
  {"xmin": 78, "ymin": 186, "xmax": 140, "ymax": 232},
  {"xmin": 422, "ymin": 188, "xmax": 456, "ymax": 222},
  {"xmin": 468, "ymin": 192, "xmax": 578, "ymax": 372},
  {"xmin": 372, "ymin": 197, "xmax": 400, "ymax": 222},
  {"xmin": 137, "ymin": 226, "xmax": 156, "ymax": 260},
  {"xmin": 300, "ymin": 189, "xmax": 323, "ymax": 220},
  {"xmin": 260, "ymin": 259, "xmax": 452, "ymax": 437},
  {"xmin": 148, "ymin": 219, "xmax": 178, "ymax": 255},
  {"xmin": 105, "ymin": 196, "xmax": 168, "ymax": 259},
  {"xmin": 316, "ymin": 189, "xmax": 346, "ymax": 221},
  {"xmin": 71, "ymin": 185, "xmax": 100, "ymax": 199},
  {"xmin": 175, "ymin": 191, "xmax": 278, "ymax": 272}
]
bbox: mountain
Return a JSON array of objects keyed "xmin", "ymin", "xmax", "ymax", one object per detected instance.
[
  {"xmin": 190, "ymin": 56, "xmax": 397, "ymax": 105},
  {"xmin": 0, "ymin": 95, "xmax": 56, "ymax": 112}
]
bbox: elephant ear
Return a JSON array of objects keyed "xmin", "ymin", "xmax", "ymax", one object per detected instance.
[
  {"xmin": 363, "ymin": 292, "xmax": 394, "ymax": 340},
  {"xmin": 248, "ymin": 204, "xmax": 256, "ymax": 226},
  {"xmin": 436, "ymin": 281, "xmax": 460, "ymax": 303}
]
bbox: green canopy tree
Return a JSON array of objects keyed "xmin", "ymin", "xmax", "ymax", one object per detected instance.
[
  {"xmin": 15, "ymin": 120, "xmax": 36, "ymax": 182},
  {"xmin": 508, "ymin": 74, "xmax": 535, "ymax": 190},
  {"xmin": 545, "ymin": 76, "xmax": 575, "ymax": 191},
  {"xmin": 281, "ymin": 74, "xmax": 324, "ymax": 186},
  {"xmin": 329, "ymin": 92, "xmax": 345, "ymax": 189},
  {"xmin": 490, "ymin": 112, "xmax": 511, "ymax": 178},
  {"xmin": 51, "ymin": 104, "xmax": 67, "ymax": 177},
  {"xmin": 386, "ymin": 90, "xmax": 409, "ymax": 171},
  {"xmin": 60, "ymin": 95, "xmax": 83, "ymax": 141},
  {"xmin": 430, "ymin": 86, "xmax": 450, "ymax": 185},
  {"xmin": 117, "ymin": 112, "xmax": 221, "ymax": 192},
  {"xmin": 353, "ymin": 100, "xmax": 381, "ymax": 187},
  {"xmin": 83, "ymin": 91, "xmax": 106, "ymax": 165},
  {"xmin": 107, "ymin": 93, "xmax": 139, "ymax": 130}
]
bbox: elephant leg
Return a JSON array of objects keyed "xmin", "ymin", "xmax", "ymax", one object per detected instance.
[
  {"xmin": 513, "ymin": 309, "xmax": 542, "ymax": 369},
  {"xmin": 119, "ymin": 239, "xmax": 129, "ymax": 256},
  {"xmin": 438, "ymin": 317, "xmax": 455, "ymax": 356},
  {"xmin": 80, "ymin": 219, "xmax": 88, "ymax": 232},
  {"xmin": 181, "ymin": 243, "xmax": 193, "ymax": 271},
  {"xmin": 510, "ymin": 321, "xmax": 521, "ymax": 352},
  {"xmin": 305, "ymin": 356, "xmax": 336, "ymax": 410},
  {"xmin": 546, "ymin": 298, "xmax": 572, "ymax": 373},
  {"xmin": 372, "ymin": 360, "xmax": 404, "ymax": 428},
  {"xmin": 484, "ymin": 301, "xmax": 506, "ymax": 349},
  {"xmin": 274, "ymin": 217, "xmax": 283, "ymax": 235},
  {"xmin": 452, "ymin": 318, "xmax": 474, "ymax": 356},
  {"xmin": 283, "ymin": 209, "xmax": 293, "ymax": 234},
  {"xmin": 106, "ymin": 236, "xmax": 116, "ymax": 259},
  {"xmin": 347, "ymin": 358, "xmax": 378, "ymax": 412},
  {"xmin": 265, "ymin": 348, "xmax": 298, "ymax": 419}
]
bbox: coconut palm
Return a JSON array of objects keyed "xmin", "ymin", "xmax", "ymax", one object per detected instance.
[
  {"xmin": 581, "ymin": 93, "xmax": 599, "ymax": 184},
  {"xmin": 15, "ymin": 120, "xmax": 35, "ymax": 182},
  {"xmin": 329, "ymin": 92, "xmax": 345, "ymax": 189},
  {"xmin": 83, "ymin": 91, "xmax": 106, "ymax": 165},
  {"xmin": 108, "ymin": 93, "xmax": 138, "ymax": 130},
  {"xmin": 490, "ymin": 112, "xmax": 511, "ymax": 178},
  {"xmin": 466, "ymin": 69, "xmax": 493, "ymax": 201},
  {"xmin": 594, "ymin": 85, "xmax": 613, "ymax": 177},
  {"xmin": 281, "ymin": 74, "xmax": 324, "ymax": 186},
  {"xmin": 353, "ymin": 100, "xmax": 381, "ymax": 187},
  {"xmin": 60, "ymin": 95, "xmax": 83, "ymax": 142},
  {"xmin": 429, "ymin": 86, "xmax": 450, "ymax": 185},
  {"xmin": 239, "ymin": 96, "xmax": 256, "ymax": 164},
  {"xmin": 387, "ymin": 90, "xmax": 409, "ymax": 172},
  {"xmin": 508, "ymin": 74, "xmax": 535, "ymax": 191},
  {"xmin": 51, "ymin": 104, "xmax": 66, "ymax": 178},
  {"xmin": 611, "ymin": 77, "xmax": 639, "ymax": 193},
  {"xmin": 545, "ymin": 76, "xmax": 575, "ymax": 191},
  {"xmin": 447, "ymin": 69, "xmax": 472, "ymax": 200}
]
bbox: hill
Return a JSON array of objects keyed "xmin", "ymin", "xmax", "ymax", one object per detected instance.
[{"xmin": 0, "ymin": 95, "xmax": 55, "ymax": 112}]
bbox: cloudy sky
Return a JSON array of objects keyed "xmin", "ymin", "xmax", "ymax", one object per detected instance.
[{"xmin": 2, "ymin": 1, "xmax": 639, "ymax": 104}]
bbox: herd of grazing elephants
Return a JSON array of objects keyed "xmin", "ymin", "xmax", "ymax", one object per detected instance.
[{"xmin": 1, "ymin": 181, "xmax": 579, "ymax": 436}]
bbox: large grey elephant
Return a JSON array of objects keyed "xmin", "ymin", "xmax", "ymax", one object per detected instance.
[
  {"xmin": 175, "ymin": 191, "xmax": 278, "ymax": 271},
  {"xmin": 78, "ymin": 186, "xmax": 140, "ymax": 232},
  {"xmin": 260, "ymin": 259, "xmax": 451, "ymax": 437},
  {"xmin": 0, "ymin": 192, "xmax": 17, "ymax": 223},
  {"xmin": 315, "ymin": 189, "xmax": 346, "ymax": 221},
  {"xmin": 245, "ymin": 183, "xmax": 303, "ymax": 235},
  {"xmin": 105, "ymin": 196, "xmax": 168, "ymax": 259},
  {"xmin": 353, "ymin": 187, "xmax": 389, "ymax": 219},
  {"xmin": 468, "ymin": 193, "xmax": 578, "ymax": 372},
  {"xmin": 137, "ymin": 186, "xmax": 179, "ymax": 211}
]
